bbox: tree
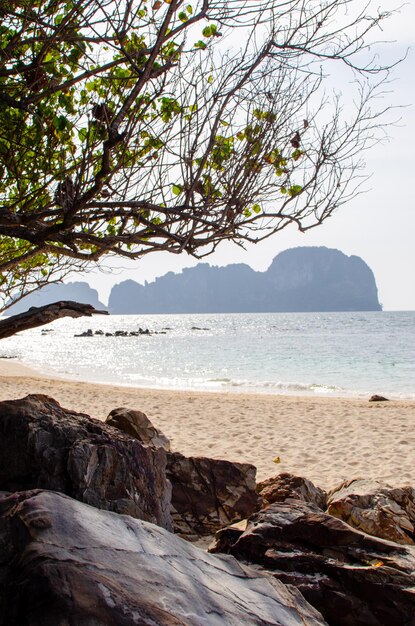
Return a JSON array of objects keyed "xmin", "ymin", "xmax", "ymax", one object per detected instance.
[{"xmin": 0, "ymin": 0, "xmax": 397, "ymax": 312}]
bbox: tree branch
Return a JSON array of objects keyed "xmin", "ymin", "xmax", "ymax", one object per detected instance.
[{"xmin": 0, "ymin": 301, "xmax": 108, "ymax": 340}]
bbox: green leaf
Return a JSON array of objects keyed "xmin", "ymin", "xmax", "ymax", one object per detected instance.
[
  {"xmin": 252, "ymin": 203, "xmax": 261, "ymax": 214},
  {"xmin": 202, "ymin": 24, "xmax": 217, "ymax": 38},
  {"xmin": 194, "ymin": 40, "xmax": 207, "ymax": 50},
  {"xmin": 288, "ymin": 185, "xmax": 302, "ymax": 197},
  {"xmin": 292, "ymin": 149, "xmax": 304, "ymax": 161},
  {"xmin": 52, "ymin": 115, "xmax": 69, "ymax": 131},
  {"xmin": 172, "ymin": 184, "xmax": 182, "ymax": 195},
  {"xmin": 78, "ymin": 128, "xmax": 88, "ymax": 142},
  {"xmin": 253, "ymin": 108, "xmax": 265, "ymax": 120}
]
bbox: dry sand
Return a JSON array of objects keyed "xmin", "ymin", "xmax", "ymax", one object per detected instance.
[{"xmin": 1, "ymin": 359, "xmax": 414, "ymax": 491}]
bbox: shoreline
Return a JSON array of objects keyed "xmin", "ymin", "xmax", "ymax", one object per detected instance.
[
  {"xmin": 1, "ymin": 358, "xmax": 415, "ymax": 490},
  {"xmin": 1, "ymin": 356, "xmax": 413, "ymax": 401}
]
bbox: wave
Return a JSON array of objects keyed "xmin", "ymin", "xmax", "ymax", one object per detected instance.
[
  {"xmin": 128, "ymin": 373, "xmax": 347, "ymax": 396},
  {"xmin": 213, "ymin": 378, "xmax": 346, "ymax": 395}
]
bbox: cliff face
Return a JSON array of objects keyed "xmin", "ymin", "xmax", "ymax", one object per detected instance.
[
  {"xmin": 108, "ymin": 247, "xmax": 382, "ymax": 313},
  {"xmin": 263, "ymin": 247, "xmax": 381, "ymax": 312},
  {"xmin": 6, "ymin": 281, "xmax": 107, "ymax": 314}
]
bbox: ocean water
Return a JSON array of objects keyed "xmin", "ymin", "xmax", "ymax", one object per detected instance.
[{"xmin": 1, "ymin": 311, "xmax": 414, "ymax": 399}]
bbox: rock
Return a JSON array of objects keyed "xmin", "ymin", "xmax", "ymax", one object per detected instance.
[
  {"xmin": 0, "ymin": 490, "xmax": 328, "ymax": 626},
  {"xmin": 74, "ymin": 328, "xmax": 93, "ymax": 337},
  {"xmin": 210, "ymin": 499, "xmax": 415, "ymax": 626},
  {"xmin": 0, "ymin": 394, "xmax": 171, "ymax": 529},
  {"xmin": 108, "ymin": 248, "xmax": 381, "ymax": 314},
  {"xmin": 327, "ymin": 479, "xmax": 415, "ymax": 545},
  {"xmin": 75, "ymin": 328, "xmax": 153, "ymax": 337},
  {"xmin": 166, "ymin": 452, "xmax": 262, "ymax": 539},
  {"xmin": 369, "ymin": 394, "xmax": 389, "ymax": 402},
  {"xmin": 106, "ymin": 407, "xmax": 170, "ymax": 451},
  {"xmin": 257, "ymin": 473, "xmax": 327, "ymax": 509}
]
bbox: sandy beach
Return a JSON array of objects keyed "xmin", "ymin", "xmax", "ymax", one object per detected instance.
[{"xmin": 1, "ymin": 359, "xmax": 414, "ymax": 491}]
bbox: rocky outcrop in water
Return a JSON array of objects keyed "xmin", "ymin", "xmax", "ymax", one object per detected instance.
[
  {"xmin": 0, "ymin": 489, "xmax": 328, "ymax": 626},
  {"xmin": 74, "ymin": 327, "xmax": 155, "ymax": 337},
  {"xmin": 0, "ymin": 394, "xmax": 172, "ymax": 529},
  {"xmin": 6, "ymin": 281, "xmax": 106, "ymax": 314},
  {"xmin": 108, "ymin": 247, "xmax": 382, "ymax": 313}
]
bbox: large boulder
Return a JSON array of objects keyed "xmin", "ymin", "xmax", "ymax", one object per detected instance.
[
  {"xmin": 106, "ymin": 407, "xmax": 170, "ymax": 451},
  {"xmin": 0, "ymin": 490, "xmax": 328, "ymax": 625},
  {"xmin": 210, "ymin": 499, "xmax": 415, "ymax": 626},
  {"xmin": 166, "ymin": 451, "xmax": 262, "ymax": 539},
  {"xmin": 327, "ymin": 479, "xmax": 415, "ymax": 545},
  {"xmin": 257, "ymin": 473, "xmax": 327, "ymax": 509},
  {"xmin": 0, "ymin": 394, "xmax": 171, "ymax": 529}
]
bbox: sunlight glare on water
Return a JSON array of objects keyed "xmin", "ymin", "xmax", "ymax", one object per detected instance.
[{"xmin": 1, "ymin": 311, "xmax": 414, "ymax": 398}]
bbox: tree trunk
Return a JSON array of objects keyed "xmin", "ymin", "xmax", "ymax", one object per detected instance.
[{"xmin": 0, "ymin": 301, "xmax": 108, "ymax": 340}]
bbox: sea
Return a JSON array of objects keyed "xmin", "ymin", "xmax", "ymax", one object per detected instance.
[{"xmin": 1, "ymin": 311, "xmax": 414, "ymax": 399}]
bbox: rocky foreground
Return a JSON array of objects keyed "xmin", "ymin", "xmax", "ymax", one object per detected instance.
[{"xmin": 0, "ymin": 395, "xmax": 414, "ymax": 625}]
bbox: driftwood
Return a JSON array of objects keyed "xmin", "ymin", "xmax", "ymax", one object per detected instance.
[{"xmin": 0, "ymin": 300, "xmax": 108, "ymax": 340}]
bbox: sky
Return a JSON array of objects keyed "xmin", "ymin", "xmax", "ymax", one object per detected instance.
[{"xmin": 74, "ymin": 2, "xmax": 415, "ymax": 311}]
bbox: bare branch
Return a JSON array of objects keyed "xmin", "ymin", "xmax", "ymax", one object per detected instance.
[
  {"xmin": 0, "ymin": 301, "xmax": 108, "ymax": 340},
  {"xmin": 0, "ymin": 0, "xmax": 401, "ymax": 311}
]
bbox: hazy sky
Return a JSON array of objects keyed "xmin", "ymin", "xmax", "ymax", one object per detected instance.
[{"xmin": 76, "ymin": 2, "xmax": 415, "ymax": 311}]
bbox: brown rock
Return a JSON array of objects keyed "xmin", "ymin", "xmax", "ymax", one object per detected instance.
[
  {"xmin": 106, "ymin": 407, "xmax": 170, "ymax": 450},
  {"xmin": 257, "ymin": 472, "xmax": 327, "ymax": 509},
  {"xmin": 327, "ymin": 478, "xmax": 415, "ymax": 545},
  {"xmin": 166, "ymin": 451, "xmax": 262, "ymax": 538},
  {"xmin": 0, "ymin": 394, "xmax": 171, "ymax": 529},
  {"xmin": 0, "ymin": 490, "xmax": 328, "ymax": 626},
  {"xmin": 369, "ymin": 394, "xmax": 389, "ymax": 402},
  {"xmin": 210, "ymin": 499, "xmax": 415, "ymax": 626}
]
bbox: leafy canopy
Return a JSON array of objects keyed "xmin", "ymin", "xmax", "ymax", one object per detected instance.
[{"xmin": 0, "ymin": 0, "xmax": 396, "ymax": 309}]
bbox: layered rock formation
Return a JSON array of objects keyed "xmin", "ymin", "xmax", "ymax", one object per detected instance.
[
  {"xmin": 2, "ymin": 394, "xmax": 415, "ymax": 626},
  {"xmin": 0, "ymin": 395, "xmax": 261, "ymax": 541},
  {"xmin": 257, "ymin": 472, "xmax": 327, "ymax": 509},
  {"xmin": 106, "ymin": 406, "xmax": 261, "ymax": 538},
  {"xmin": 0, "ymin": 490, "xmax": 327, "ymax": 626},
  {"xmin": 108, "ymin": 247, "xmax": 381, "ymax": 313},
  {"xmin": 211, "ymin": 499, "xmax": 415, "ymax": 626},
  {"xmin": 327, "ymin": 479, "xmax": 415, "ymax": 545},
  {"xmin": 106, "ymin": 407, "xmax": 171, "ymax": 451},
  {"xmin": 0, "ymin": 394, "xmax": 172, "ymax": 529},
  {"xmin": 166, "ymin": 452, "xmax": 261, "ymax": 539}
]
